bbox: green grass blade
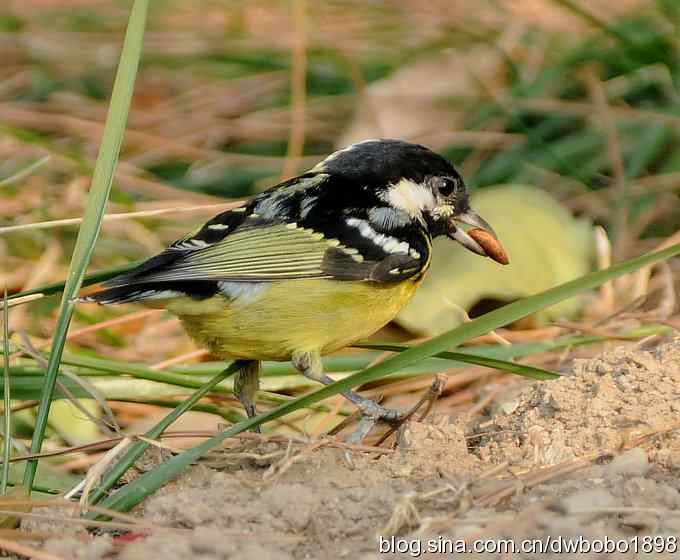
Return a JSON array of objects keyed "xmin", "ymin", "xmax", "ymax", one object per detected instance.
[
  {"xmin": 87, "ymin": 361, "xmax": 241, "ymax": 506},
  {"xmin": 59, "ymin": 353, "xmax": 235, "ymax": 393},
  {"xmin": 98, "ymin": 243, "xmax": 680, "ymax": 514},
  {"xmin": 0, "ymin": 156, "xmax": 51, "ymax": 189},
  {"xmin": 1, "ymin": 289, "xmax": 11, "ymax": 495},
  {"xmin": 23, "ymin": 0, "xmax": 150, "ymax": 491},
  {"xmin": 352, "ymin": 345, "xmax": 559, "ymax": 380},
  {"xmin": 358, "ymin": 323, "xmax": 672, "ymax": 362},
  {"xmin": 12, "ymin": 348, "xmax": 557, "ymax": 386}
]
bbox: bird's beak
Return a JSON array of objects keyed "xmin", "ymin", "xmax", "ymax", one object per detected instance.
[{"xmin": 447, "ymin": 208, "xmax": 509, "ymax": 265}]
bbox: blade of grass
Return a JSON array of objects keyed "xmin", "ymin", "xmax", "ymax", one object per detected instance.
[
  {"xmin": 59, "ymin": 354, "xmax": 235, "ymax": 393},
  {"xmin": 352, "ymin": 346, "xmax": 559, "ymax": 380},
  {"xmin": 357, "ymin": 323, "xmax": 673, "ymax": 361},
  {"xmin": 98, "ymin": 243, "xmax": 680, "ymax": 514},
  {"xmin": 1, "ymin": 289, "xmax": 10, "ymax": 495},
  {"xmin": 86, "ymin": 361, "xmax": 241, "ymax": 506},
  {"xmin": 0, "ymin": 156, "xmax": 51, "ymax": 189},
  {"xmin": 7, "ymin": 350, "xmax": 433, "ymax": 385},
  {"xmin": 59, "ymin": 348, "xmax": 555, "ymax": 381},
  {"xmin": 23, "ymin": 0, "xmax": 150, "ymax": 492},
  {"xmin": 6, "ymin": 482, "xmax": 59, "ymax": 496}
]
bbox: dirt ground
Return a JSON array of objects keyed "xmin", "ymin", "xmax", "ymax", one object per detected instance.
[{"xmin": 23, "ymin": 336, "xmax": 680, "ymax": 558}]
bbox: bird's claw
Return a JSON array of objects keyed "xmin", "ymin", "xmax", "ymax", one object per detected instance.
[
  {"xmin": 357, "ymin": 399, "xmax": 402, "ymax": 422},
  {"xmin": 344, "ymin": 376, "xmax": 446, "ymax": 449},
  {"xmin": 345, "ymin": 400, "xmax": 403, "ymax": 445}
]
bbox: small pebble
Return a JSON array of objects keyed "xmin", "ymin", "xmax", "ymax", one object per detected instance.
[{"xmin": 621, "ymin": 512, "xmax": 659, "ymax": 532}]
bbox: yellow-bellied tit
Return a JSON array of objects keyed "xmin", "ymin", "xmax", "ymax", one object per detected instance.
[{"xmin": 81, "ymin": 139, "xmax": 508, "ymax": 442}]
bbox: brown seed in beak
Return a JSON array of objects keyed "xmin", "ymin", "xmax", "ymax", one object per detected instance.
[{"xmin": 468, "ymin": 228, "xmax": 509, "ymax": 265}]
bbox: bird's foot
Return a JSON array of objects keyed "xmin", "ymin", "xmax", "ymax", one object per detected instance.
[
  {"xmin": 242, "ymin": 404, "xmax": 262, "ymax": 434},
  {"xmin": 344, "ymin": 375, "xmax": 446, "ymax": 447},
  {"xmin": 344, "ymin": 399, "xmax": 403, "ymax": 445}
]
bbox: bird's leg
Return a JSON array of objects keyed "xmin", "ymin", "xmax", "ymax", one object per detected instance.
[
  {"xmin": 234, "ymin": 360, "xmax": 262, "ymax": 433},
  {"xmin": 292, "ymin": 351, "xmax": 402, "ymax": 444}
]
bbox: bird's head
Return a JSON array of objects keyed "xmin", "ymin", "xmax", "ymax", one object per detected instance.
[{"xmin": 313, "ymin": 138, "xmax": 508, "ymax": 264}]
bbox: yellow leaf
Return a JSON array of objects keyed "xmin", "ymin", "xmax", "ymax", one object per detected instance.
[
  {"xmin": 397, "ymin": 184, "xmax": 594, "ymax": 336},
  {"xmin": 49, "ymin": 399, "xmax": 102, "ymax": 446}
]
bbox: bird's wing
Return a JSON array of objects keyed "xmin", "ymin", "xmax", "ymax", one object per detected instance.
[{"xmin": 105, "ymin": 210, "xmax": 425, "ymax": 287}]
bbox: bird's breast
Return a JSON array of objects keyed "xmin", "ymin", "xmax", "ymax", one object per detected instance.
[{"xmin": 169, "ymin": 277, "xmax": 421, "ymax": 361}]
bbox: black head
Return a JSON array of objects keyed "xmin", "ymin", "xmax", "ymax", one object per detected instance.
[
  {"xmin": 313, "ymin": 139, "xmax": 502, "ymax": 259},
  {"xmin": 313, "ymin": 138, "xmax": 457, "ymax": 185}
]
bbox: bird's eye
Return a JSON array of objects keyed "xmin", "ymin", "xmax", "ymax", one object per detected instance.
[{"xmin": 437, "ymin": 177, "xmax": 459, "ymax": 197}]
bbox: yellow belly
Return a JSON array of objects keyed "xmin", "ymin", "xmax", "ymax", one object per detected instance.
[{"xmin": 164, "ymin": 278, "xmax": 421, "ymax": 361}]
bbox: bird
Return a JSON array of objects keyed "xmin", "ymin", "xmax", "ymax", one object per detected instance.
[{"xmin": 81, "ymin": 139, "xmax": 507, "ymax": 443}]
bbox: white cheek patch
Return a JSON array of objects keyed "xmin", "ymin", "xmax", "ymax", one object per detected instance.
[
  {"xmin": 346, "ymin": 218, "xmax": 410, "ymax": 256},
  {"xmin": 384, "ymin": 178, "xmax": 437, "ymax": 218}
]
